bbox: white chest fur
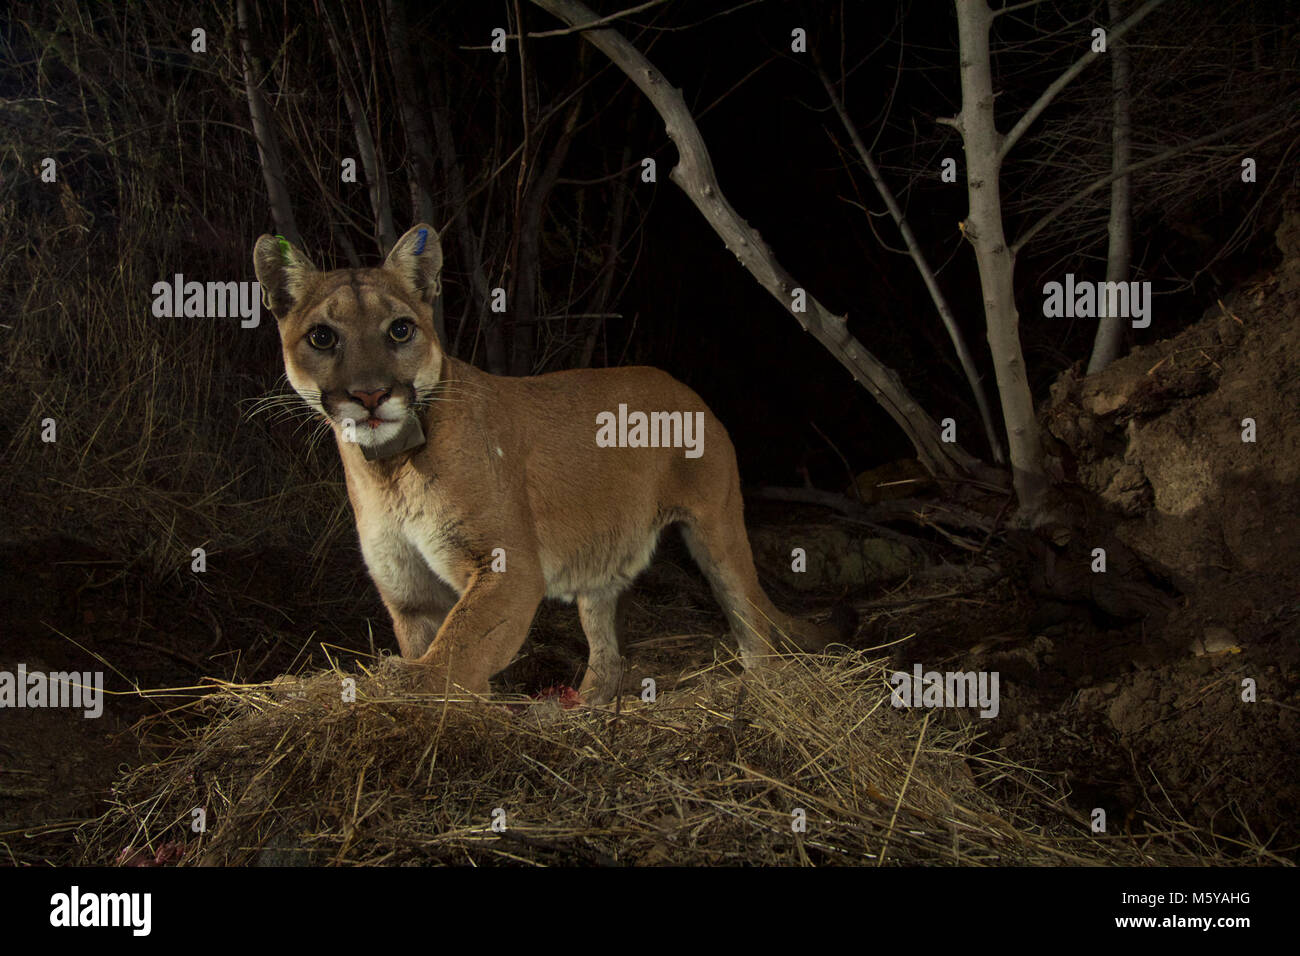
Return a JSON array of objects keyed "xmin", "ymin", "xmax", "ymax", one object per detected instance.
[{"xmin": 355, "ymin": 483, "xmax": 468, "ymax": 606}]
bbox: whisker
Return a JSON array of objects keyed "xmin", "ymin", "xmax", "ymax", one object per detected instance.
[
  {"xmin": 242, "ymin": 387, "xmax": 321, "ymax": 423},
  {"xmin": 424, "ymin": 377, "xmax": 493, "ymax": 397}
]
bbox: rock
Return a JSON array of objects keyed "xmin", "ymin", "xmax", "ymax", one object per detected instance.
[
  {"xmin": 1217, "ymin": 313, "xmax": 1244, "ymax": 346},
  {"xmin": 1191, "ymin": 626, "xmax": 1240, "ymax": 657},
  {"xmin": 1100, "ymin": 462, "xmax": 1151, "ymax": 516},
  {"xmin": 848, "ymin": 459, "xmax": 935, "ymax": 503},
  {"xmin": 750, "ymin": 524, "xmax": 919, "ymax": 590}
]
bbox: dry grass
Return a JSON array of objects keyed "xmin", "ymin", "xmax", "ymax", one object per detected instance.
[
  {"xmin": 81, "ymin": 650, "xmax": 1219, "ymax": 866},
  {"xmin": 0, "ymin": 2, "xmax": 353, "ymax": 582}
]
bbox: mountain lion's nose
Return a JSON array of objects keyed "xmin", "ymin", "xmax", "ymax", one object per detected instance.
[{"xmin": 349, "ymin": 387, "xmax": 391, "ymax": 411}]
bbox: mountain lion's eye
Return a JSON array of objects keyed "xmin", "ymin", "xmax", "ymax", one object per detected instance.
[
  {"xmin": 388, "ymin": 319, "xmax": 415, "ymax": 343},
  {"xmin": 307, "ymin": 326, "xmax": 337, "ymax": 350}
]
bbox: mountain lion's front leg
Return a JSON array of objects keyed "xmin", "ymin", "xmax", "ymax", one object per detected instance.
[
  {"xmin": 576, "ymin": 588, "xmax": 627, "ymax": 705},
  {"xmin": 412, "ymin": 566, "xmax": 544, "ymax": 696}
]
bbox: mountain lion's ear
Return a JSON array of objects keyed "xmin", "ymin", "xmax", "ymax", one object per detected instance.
[
  {"xmin": 253, "ymin": 233, "xmax": 317, "ymax": 319},
  {"xmin": 384, "ymin": 223, "xmax": 443, "ymax": 305}
]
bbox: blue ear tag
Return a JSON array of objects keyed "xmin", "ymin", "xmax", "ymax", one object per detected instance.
[{"xmin": 414, "ymin": 228, "xmax": 428, "ymax": 255}]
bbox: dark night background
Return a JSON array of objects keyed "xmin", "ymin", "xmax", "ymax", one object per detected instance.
[{"xmin": 4, "ymin": 0, "xmax": 1290, "ymax": 487}]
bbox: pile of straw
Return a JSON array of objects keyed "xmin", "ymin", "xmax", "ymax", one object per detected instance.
[{"xmin": 83, "ymin": 652, "xmax": 1203, "ymax": 866}]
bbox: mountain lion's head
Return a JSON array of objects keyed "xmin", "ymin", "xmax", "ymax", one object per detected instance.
[{"xmin": 253, "ymin": 223, "xmax": 444, "ymax": 454}]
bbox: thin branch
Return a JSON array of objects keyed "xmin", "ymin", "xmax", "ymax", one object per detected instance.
[
  {"xmin": 998, "ymin": 0, "xmax": 1168, "ymax": 162},
  {"xmin": 528, "ymin": 0, "xmax": 986, "ymax": 478},
  {"xmin": 1013, "ymin": 102, "xmax": 1296, "ymax": 254},
  {"xmin": 992, "ymin": 0, "xmax": 1058, "ymax": 18},
  {"xmin": 520, "ymin": 0, "xmax": 670, "ymax": 39},
  {"xmin": 819, "ymin": 62, "xmax": 1005, "ymax": 463}
]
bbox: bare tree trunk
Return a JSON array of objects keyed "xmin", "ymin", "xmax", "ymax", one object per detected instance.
[
  {"xmin": 384, "ymin": 0, "xmax": 444, "ymax": 344},
  {"xmin": 236, "ymin": 0, "xmax": 299, "ymax": 245},
  {"xmin": 333, "ymin": 225, "xmax": 361, "ymax": 269},
  {"xmin": 1087, "ymin": 0, "xmax": 1134, "ymax": 374},
  {"xmin": 322, "ymin": 5, "xmax": 396, "ymax": 255},
  {"xmin": 818, "ymin": 64, "xmax": 1005, "ymax": 465},
  {"xmin": 950, "ymin": 0, "xmax": 1048, "ymax": 517},
  {"xmin": 384, "ymin": 0, "xmax": 435, "ymax": 226},
  {"xmin": 511, "ymin": 95, "xmax": 582, "ymax": 375},
  {"xmin": 528, "ymin": 0, "xmax": 983, "ymax": 479},
  {"xmin": 943, "ymin": 0, "xmax": 1164, "ymax": 516},
  {"xmin": 431, "ymin": 64, "xmax": 505, "ymax": 370},
  {"xmin": 580, "ymin": 136, "xmax": 634, "ymax": 368},
  {"xmin": 994, "ymin": 0, "xmax": 1166, "ymax": 161}
]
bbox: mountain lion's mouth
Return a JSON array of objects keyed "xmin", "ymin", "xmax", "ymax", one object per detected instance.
[{"xmin": 337, "ymin": 411, "xmax": 399, "ymax": 430}]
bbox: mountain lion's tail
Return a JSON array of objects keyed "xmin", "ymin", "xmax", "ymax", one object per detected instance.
[{"xmin": 680, "ymin": 512, "xmax": 857, "ymax": 666}]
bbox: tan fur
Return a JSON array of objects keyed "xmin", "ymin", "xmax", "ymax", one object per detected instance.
[{"xmin": 253, "ymin": 224, "xmax": 843, "ymax": 703}]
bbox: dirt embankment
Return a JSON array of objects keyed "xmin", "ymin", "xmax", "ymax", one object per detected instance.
[{"xmin": 1011, "ymin": 187, "xmax": 1300, "ymax": 854}]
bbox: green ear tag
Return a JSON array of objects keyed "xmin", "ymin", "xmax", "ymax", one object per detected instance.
[{"xmin": 275, "ymin": 235, "xmax": 292, "ymax": 262}]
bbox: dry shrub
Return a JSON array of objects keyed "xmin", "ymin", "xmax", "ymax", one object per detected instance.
[
  {"xmin": 0, "ymin": 1, "xmax": 351, "ymax": 580},
  {"xmin": 82, "ymin": 651, "xmax": 1215, "ymax": 866}
]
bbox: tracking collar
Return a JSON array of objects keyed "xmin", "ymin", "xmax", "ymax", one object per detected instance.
[{"xmin": 360, "ymin": 414, "xmax": 427, "ymax": 461}]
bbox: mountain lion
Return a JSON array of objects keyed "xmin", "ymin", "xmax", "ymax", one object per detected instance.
[{"xmin": 253, "ymin": 223, "xmax": 851, "ymax": 703}]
